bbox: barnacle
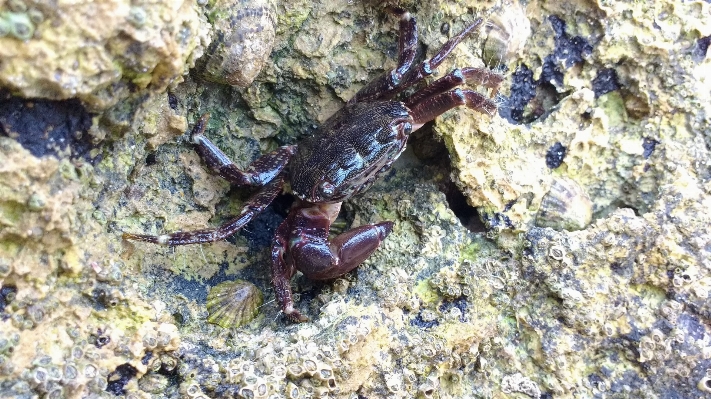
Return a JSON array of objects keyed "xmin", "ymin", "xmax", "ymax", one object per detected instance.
[
  {"xmin": 182, "ymin": 380, "xmax": 205, "ymax": 398},
  {"xmin": 202, "ymin": 372, "xmax": 222, "ymax": 391},
  {"xmin": 6, "ymin": 0, "xmax": 26, "ymax": 12},
  {"xmin": 535, "ymin": 177, "xmax": 593, "ymax": 231},
  {"xmin": 206, "ymin": 280, "xmax": 263, "ymax": 328},
  {"xmin": 548, "ymin": 245, "xmax": 566, "ymax": 261},
  {"xmin": 83, "ymin": 363, "xmax": 98, "ymax": 378},
  {"xmin": 418, "ymin": 376, "xmax": 439, "ymax": 398},
  {"xmin": 156, "ymin": 330, "xmax": 172, "ymax": 347},
  {"xmin": 699, "ymin": 375, "xmax": 711, "ymax": 393},
  {"xmin": 137, "ymin": 373, "xmax": 169, "ymax": 394},
  {"xmin": 2, "ymin": 12, "xmax": 35, "ymax": 41},
  {"xmin": 143, "ymin": 332, "xmax": 157, "ymax": 349},
  {"xmin": 127, "ymin": 6, "xmax": 147, "ymax": 28},
  {"xmin": 27, "ymin": 8, "xmax": 43, "ymax": 25},
  {"xmin": 227, "ymin": 359, "xmax": 255, "ymax": 382},
  {"xmin": 286, "ymin": 382, "xmax": 301, "ymax": 398},
  {"xmin": 159, "ymin": 353, "xmax": 179, "ymax": 372},
  {"xmin": 272, "ymin": 364, "xmax": 287, "ymax": 379},
  {"xmin": 287, "ymin": 363, "xmax": 307, "ymax": 379}
]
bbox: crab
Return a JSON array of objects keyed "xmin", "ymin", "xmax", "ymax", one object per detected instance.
[{"xmin": 123, "ymin": 8, "xmax": 502, "ymax": 322}]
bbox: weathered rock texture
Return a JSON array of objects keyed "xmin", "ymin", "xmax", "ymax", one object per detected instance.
[{"xmin": 1, "ymin": 0, "xmax": 710, "ymax": 398}]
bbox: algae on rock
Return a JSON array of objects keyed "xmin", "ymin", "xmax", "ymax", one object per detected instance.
[{"xmin": 1, "ymin": 0, "xmax": 711, "ymax": 398}]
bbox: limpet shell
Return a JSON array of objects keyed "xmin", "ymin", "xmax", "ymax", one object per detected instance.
[
  {"xmin": 483, "ymin": 0, "xmax": 530, "ymax": 69},
  {"xmin": 535, "ymin": 177, "xmax": 592, "ymax": 231},
  {"xmin": 206, "ymin": 280, "xmax": 263, "ymax": 328},
  {"xmin": 199, "ymin": 0, "xmax": 276, "ymax": 87}
]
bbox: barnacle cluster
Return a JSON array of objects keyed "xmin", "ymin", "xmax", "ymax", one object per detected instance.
[
  {"xmin": 2, "ymin": 0, "xmax": 711, "ymax": 398},
  {"xmin": 0, "ymin": 137, "xmax": 183, "ymax": 398},
  {"xmin": 520, "ymin": 191, "xmax": 711, "ymax": 395},
  {"xmin": 428, "ymin": 256, "xmax": 522, "ymax": 309},
  {"xmin": 430, "ymin": 264, "xmax": 472, "ymax": 300},
  {"xmin": 0, "ymin": 316, "xmax": 179, "ymax": 398},
  {"xmin": 171, "ymin": 314, "xmax": 377, "ymax": 398},
  {"xmin": 501, "ymin": 373, "xmax": 541, "ymax": 399}
]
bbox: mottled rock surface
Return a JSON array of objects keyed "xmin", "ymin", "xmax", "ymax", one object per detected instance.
[{"xmin": 1, "ymin": 0, "xmax": 710, "ymax": 398}]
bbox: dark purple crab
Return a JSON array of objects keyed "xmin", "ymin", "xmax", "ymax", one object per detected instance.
[{"xmin": 123, "ymin": 8, "xmax": 501, "ymax": 322}]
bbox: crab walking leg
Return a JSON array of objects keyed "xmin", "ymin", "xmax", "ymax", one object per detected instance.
[
  {"xmin": 271, "ymin": 212, "xmax": 305, "ymax": 322},
  {"xmin": 409, "ymin": 88, "xmax": 498, "ymax": 127},
  {"xmin": 395, "ymin": 18, "xmax": 487, "ymax": 96},
  {"xmin": 270, "ymin": 203, "xmax": 394, "ymax": 322},
  {"xmin": 405, "ymin": 67, "xmax": 503, "ymax": 108},
  {"xmin": 123, "ymin": 176, "xmax": 284, "ymax": 246},
  {"xmin": 349, "ymin": 8, "xmax": 418, "ymax": 103},
  {"xmin": 191, "ymin": 113, "xmax": 297, "ymax": 186},
  {"xmin": 393, "ymin": 7, "xmax": 418, "ymax": 78}
]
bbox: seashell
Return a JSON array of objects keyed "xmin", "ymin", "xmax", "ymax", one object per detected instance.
[
  {"xmin": 206, "ymin": 280, "xmax": 263, "ymax": 328},
  {"xmin": 483, "ymin": 0, "xmax": 531, "ymax": 69},
  {"xmin": 198, "ymin": 0, "xmax": 276, "ymax": 87},
  {"xmin": 535, "ymin": 177, "xmax": 592, "ymax": 231}
]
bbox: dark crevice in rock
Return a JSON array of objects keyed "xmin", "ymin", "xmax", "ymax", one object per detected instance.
[{"xmin": 0, "ymin": 90, "xmax": 96, "ymax": 161}]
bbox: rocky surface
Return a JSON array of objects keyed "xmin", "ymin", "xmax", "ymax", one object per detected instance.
[
  {"xmin": 0, "ymin": 0, "xmax": 208, "ymax": 111},
  {"xmin": 1, "ymin": 0, "xmax": 710, "ymax": 398}
]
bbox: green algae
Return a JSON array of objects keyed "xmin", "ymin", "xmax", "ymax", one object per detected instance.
[
  {"xmin": 0, "ymin": 201, "xmax": 24, "ymax": 227},
  {"xmin": 597, "ymin": 91, "xmax": 628, "ymax": 128},
  {"xmin": 414, "ymin": 279, "xmax": 439, "ymax": 306}
]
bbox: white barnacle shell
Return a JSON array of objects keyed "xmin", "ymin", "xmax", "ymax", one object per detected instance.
[
  {"xmin": 199, "ymin": 0, "xmax": 276, "ymax": 87},
  {"xmin": 535, "ymin": 177, "xmax": 593, "ymax": 231}
]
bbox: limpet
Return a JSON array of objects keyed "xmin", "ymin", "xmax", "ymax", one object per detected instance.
[
  {"xmin": 535, "ymin": 177, "xmax": 592, "ymax": 231},
  {"xmin": 206, "ymin": 280, "xmax": 263, "ymax": 328}
]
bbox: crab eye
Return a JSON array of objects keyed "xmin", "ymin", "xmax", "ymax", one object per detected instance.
[
  {"xmin": 319, "ymin": 181, "xmax": 335, "ymax": 197},
  {"xmin": 402, "ymin": 122, "xmax": 412, "ymax": 135}
]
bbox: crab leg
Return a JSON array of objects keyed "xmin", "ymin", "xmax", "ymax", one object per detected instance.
[
  {"xmin": 351, "ymin": 16, "xmax": 488, "ymax": 105},
  {"xmin": 349, "ymin": 8, "xmax": 418, "ymax": 103},
  {"xmin": 271, "ymin": 203, "xmax": 394, "ymax": 322},
  {"xmin": 191, "ymin": 113, "xmax": 296, "ymax": 186},
  {"xmin": 123, "ymin": 176, "xmax": 284, "ymax": 246},
  {"xmin": 271, "ymin": 211, "xmax": 304, "ymax": 322},
  {"xmin": 397, "ymin": 18, "xmax": 487, "ymax": 95},
  {"xmin": 393, "ymin": 7, "xmax": 418, "ymax": 78},
  {"xmin": 409, "ymin": 88, "xmax": 498, "ymax": 126},
  {"xmin": 405, "ymin": 67, "xmax": 503, "ymax": 108}
]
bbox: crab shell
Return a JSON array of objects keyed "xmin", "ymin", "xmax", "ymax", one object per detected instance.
[{"xmin": 289, "ymin": 101, "xmax": 413, "ymax": 204}]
